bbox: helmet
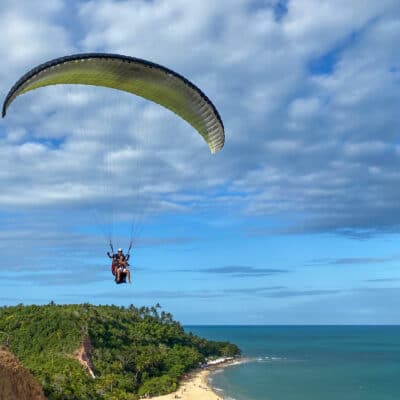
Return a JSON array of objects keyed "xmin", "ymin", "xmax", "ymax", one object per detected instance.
[{"xmin": 118, "ymin": 248, "xmax": 123, "ymax": 252}]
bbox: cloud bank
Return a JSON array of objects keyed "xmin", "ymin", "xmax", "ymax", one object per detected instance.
[{"xmin": 0, "ymin": 1, "xmax": 399, "ymax": 239}]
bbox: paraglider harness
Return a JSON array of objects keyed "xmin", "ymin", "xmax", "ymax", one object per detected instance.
[{"xmin": 109, "ymin": 241, "xmax": 132, "ymax": 284}]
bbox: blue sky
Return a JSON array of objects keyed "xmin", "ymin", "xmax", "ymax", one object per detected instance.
[{"xmin": 1, "ymin": 0, "xmax": 400, "ymax": 324}]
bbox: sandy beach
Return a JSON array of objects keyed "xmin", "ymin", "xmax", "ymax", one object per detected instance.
[
  {"xmin": 150, "ymin": 358, "xmax": 247, "ymax": 400},
  {"xmin": 150, "ymin": 369, "xmax": 223, "ymax": 400}
]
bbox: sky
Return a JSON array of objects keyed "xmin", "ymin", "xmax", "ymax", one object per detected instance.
[{"xmin": 0, "ymin": 0, "xmax": 400, "ymax": 324}]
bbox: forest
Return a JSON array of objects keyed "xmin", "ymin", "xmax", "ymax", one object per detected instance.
[{"xmin": 0, "ymin": 303, "xmax": 240, "ymax": 400}]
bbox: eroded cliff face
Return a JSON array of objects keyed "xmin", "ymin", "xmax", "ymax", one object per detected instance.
[
  {"xmin": 74, "ymin": 336, "xmax": 96, "ymax": 379},
  {"xmin": 0, "ymin": 346, "xmax": 46, "ymax": 400}
]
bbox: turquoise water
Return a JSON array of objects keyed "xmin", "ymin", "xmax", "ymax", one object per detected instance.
[{"xmin": 185, "ymin": 326, "xmax": 400, "ymax": 400}]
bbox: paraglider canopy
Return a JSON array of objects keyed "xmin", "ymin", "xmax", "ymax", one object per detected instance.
[
  {"xmin": 1, "ymin": 53, "xmax": 226, "ymax": 262},
  {"xmin": 2, "ymin": 53, "xmax": 225, "ymax": 153}
]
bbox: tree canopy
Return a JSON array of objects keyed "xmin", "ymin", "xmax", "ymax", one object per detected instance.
[{"xmin": 0, "ymin": 303, "xmax": 240, "ymax": 399}]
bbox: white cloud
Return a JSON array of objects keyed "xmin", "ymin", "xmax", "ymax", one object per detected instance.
[
  {"xmin": 0, "ymin": 1, "xmax": 74, "ymax": 92},
  {"xmin": 0, "ymin": 0, "xmax": 399, "ymax": 238}
]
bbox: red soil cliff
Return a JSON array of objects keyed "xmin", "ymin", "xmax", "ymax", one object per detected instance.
[
  {"xmin": 0, "ymin": 346, "xmax": 46, "ymax": 400},
  {"xmin": 74, "ymin": 336, "xmax": 96, "ymax": 379}
]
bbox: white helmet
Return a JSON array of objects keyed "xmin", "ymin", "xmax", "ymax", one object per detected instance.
[{"xmin": 118, "ymin": 248, "xmax": 123, "ymax": 252}]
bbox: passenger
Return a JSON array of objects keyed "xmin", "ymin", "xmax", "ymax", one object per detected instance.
[
  {"xmin": 107, "ymin": 248, "xmax": 131, "ymax": 284},
  {"xmin": 115, "ymin": 248, "xmax": 132, "ymax": 284}
]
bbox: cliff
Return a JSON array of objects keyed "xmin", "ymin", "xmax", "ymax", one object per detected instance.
[
  {"xmin": 0, "ymin": 346, "xmax": 46, "ymax": 400},
  {"xmin": 74, "ymin": 336, "xmax": 96, "ymax": 379}
]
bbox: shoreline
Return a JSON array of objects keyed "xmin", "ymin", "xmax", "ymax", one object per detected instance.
[{"xmin": 149, "ymin": 357, "xmax": 248, "ymax": 400}]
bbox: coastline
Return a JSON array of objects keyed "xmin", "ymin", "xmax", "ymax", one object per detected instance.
[{"xmin": 149, "ymin": 357, "xmax": 247, "ymax": 400}]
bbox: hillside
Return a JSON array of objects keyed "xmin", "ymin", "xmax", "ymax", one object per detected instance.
[
  {"xmin": 0, "ymin": 346, "xmax": 46, "ymax": 400},
  {"xmin": 0, "ymin": 304, "xmax": 240, "ymax": 400}
]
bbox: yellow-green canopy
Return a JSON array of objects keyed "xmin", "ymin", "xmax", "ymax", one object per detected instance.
[{"xmin": 2, "ymin": 53, "xmax": 225, "ymax": 153}]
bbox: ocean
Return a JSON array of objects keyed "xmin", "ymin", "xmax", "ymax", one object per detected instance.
[{"xmin": 185, "ymin": 326, "xmax": 400, "ymax": 400}]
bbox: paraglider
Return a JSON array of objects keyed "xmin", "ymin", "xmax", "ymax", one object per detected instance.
[
  {"xmin": 107, "ymin": 244, "xmax": 132, "ymax": 284},
  {"xmin": 2, "ymin": 53, "xmax": 225, "ymax": 284}
]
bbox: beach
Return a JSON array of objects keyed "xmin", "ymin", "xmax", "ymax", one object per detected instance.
[
  {"xmin": 150, "ymin": 369, "xmax": 223, "ymax": 400},
  {"xmin": 149, "ymin": 358, "xmax": 244, "ymax": 400}
]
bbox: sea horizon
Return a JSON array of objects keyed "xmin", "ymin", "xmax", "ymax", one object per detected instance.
[
  {"xmin": 185, "ymin": 324, "xmax": 400, "ymax": 327},
  {"xmin": 187, "ymin": 325, "xmax": 400, "ymax": 400}
]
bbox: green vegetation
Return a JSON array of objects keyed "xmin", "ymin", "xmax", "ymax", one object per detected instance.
[{"xmin": 0, "ymin": 303, "xmax": 240, "ymax": 399}]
